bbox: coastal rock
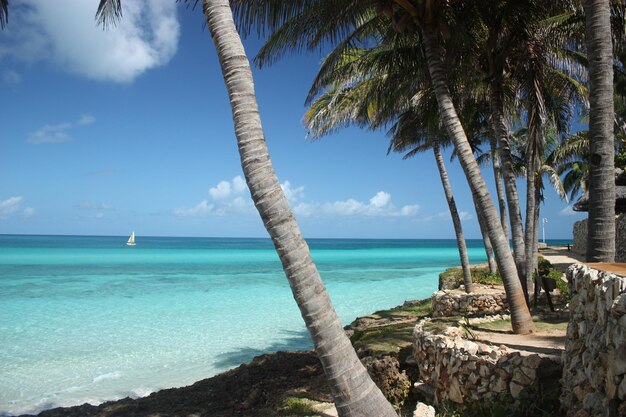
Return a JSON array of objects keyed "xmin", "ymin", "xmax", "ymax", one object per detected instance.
[
  {"xmin": 361, "ymin": 355, "xmax": 411, "ymax": 406},
  {"xmin": 413, "ymin": 401, "xmax": 436, "ymax": 417}
]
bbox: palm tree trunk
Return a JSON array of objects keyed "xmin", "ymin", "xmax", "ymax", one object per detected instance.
[
  {"xmin": 533, "ymin": 185, "xmax": 541, "ymax": 300},
  {"xmin": 473, "ymin": 193, "xmax": 498, "ymax": 274},
  {"xmin": 490, "ymin": 86, "xmax": 526, "ymax": 279},
  {"xmin": 202, "ymin": 2, "xmax": 397, "ymax": 415},
  {"xmin": 583, "ymin": 0, "xmax": 616, "ymax": 262},
  {"xmin": 490, "ymin": 136, "xmax": 509, "ymax": 241},
  {"xmin": 433, "ymin": 142, "xmax": 473, "ymax": 293},
  {"xmin": 523, "ymin": 156, "xmax": 537, "ymax": 304},
  {"xmin": 421, "ymin": 22, "xmax": 534, "ymax": 334}
]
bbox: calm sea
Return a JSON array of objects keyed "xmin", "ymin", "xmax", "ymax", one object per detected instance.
[{"xmin": 0, "ymin": 235, "xmax": 569, "ymax": 415}]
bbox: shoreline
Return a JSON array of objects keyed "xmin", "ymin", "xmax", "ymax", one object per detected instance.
[{"xmin": 10, "ymin": 246, "xmax": 582, "ymax": 417}]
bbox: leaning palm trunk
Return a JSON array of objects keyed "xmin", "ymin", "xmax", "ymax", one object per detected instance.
[
  {"xmin": 532, "ymin": 185, "xmax": 541, "ymax": 300},
  {"xmin": 202, "ymin": 2, "xmax": 397, "ymax": 415},
  {"xmin": 583, "ymin": 0, "xmax": 616, "ymax": 262},
  {"xmin": 490, "ymin": 87, "xmax": 526, "ymax": 279},
  {"xmin": 433, "ymin": 142, "xmax": 473, "ymax": 292},
  {"xmin": 421, "ymin": 23, "xmax": 534, "ymax": 334},
  {"xmin": 523, "ymin": 157, "xmax": 538, "ymax": 304},
  {"xmin": 490, "ymin": 136, "xmax": 509, "ymax": 241},
  {"xmin": 474, "ymin": 196, "xmax": 498, "ymax": 274}
]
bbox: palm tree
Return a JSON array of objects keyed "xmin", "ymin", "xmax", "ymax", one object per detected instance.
[
  {"xmin": 234, "ymin": 0, "xmax": 535, "ymax": 333},
  {"xmin": 304, "ymin": 38, "xmax": 476, "ymax": 293},
  {"xmin": 584, "ymin": 0, "xmax": 616, "ymax": 262},
  {"xmin": 93, "ymin": 1, "xmax": 398, "ymax": 415},
  {"xmin": 415, "ymin": 4, "xmax": 535, "ymax": 334}
]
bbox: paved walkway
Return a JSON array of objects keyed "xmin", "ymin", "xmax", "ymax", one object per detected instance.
[
  {"xmin": 539, "ymin": 246, "xmax": 626, "ymax": 277},
  {"xmin": 538, "ymin": 245, "xmax": 585, "ymax": 272}
]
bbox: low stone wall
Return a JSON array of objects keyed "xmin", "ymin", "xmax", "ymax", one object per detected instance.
[
  {"xmin": 413, "ymin": 316, "xmax": 562, "ymax": 405},
  {"xmin": 561, "ymin": 265, "xmax": 626, "ymax": 416},
  {"xmin": 431, "ymin": 287, "xmax": 507, "ymax": 317},
  {"xmin": 573, "ymin": 214, "xmax": 626, "ymax": 262}
]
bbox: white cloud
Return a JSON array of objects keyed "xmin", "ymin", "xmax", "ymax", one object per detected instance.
[
  {"xmin": 173, "ymin": 200, "xmax": 215, "ymax": 217},
  {"xmin": 209, "ymin": 180, "xmax": 233, "ymax": 200},
  {"xmin": 415, "ymin": 209, "xmax": 472, "ymax": 223},
  {"xmin": 175, "ymin": 178, "xmax": 421, "ymax": 220},
  {"xmin": 2, "ymin": 70, "xmax": 21, "ymax": 84},
  {"xmin": 559, "ymin": 205, "xmax": 577, "ymax": 216},
  {"xmin": 281, "ymin": 181, "xmax": 305, "ymax": 203},
  {"xmin": 370, "ymin": 191, "xmax": 391, "ymax": 208},
  {"xmin": 293, "ymin": 193, "xmax": 420, "ymax": 218},
  {"xmin": 78, "ymin": 202, "xmax": 112, "ymax": 210},
  {"xmin": 1, "ymin": 0, "xmax": 180, "ymax": 83},
  {"xmin": 0, "ymin": 196, "xmax": 35, "ymax": 219},
  {"xmin": 232, "ymin": 176, "xmax": 247, "ymax": 193},
  {"xmin": 28, "ymin": 114, "xmax": 95, "ymax": 144}
]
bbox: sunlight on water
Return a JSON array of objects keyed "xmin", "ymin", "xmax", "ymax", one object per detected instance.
[{"xmin": 0, "ymin": 235, "xmax": 501, "ymax": 415}]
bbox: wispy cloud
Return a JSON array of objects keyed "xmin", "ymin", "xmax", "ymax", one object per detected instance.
[
  {"xmin": 78, "ymin": 201, "xmax": 112, "ymax": 219},
  {"xmin": 559, "ymin": 205, "xmax": 578, "ymax": 217},
  {"xmin": 174, "ymin": 176, "xmax": 253, "ymax": 217},
  {"xmin": 2, "ymin": 70, "xmax": 21, "ymax": 84},
  {"xmin": 418, "ymin": 210, "xmax": 473, "ymax": 222},
  {"xmin": 175, "ymin": 177, "xmax": 422, "ymax": 220},
  {"xmin": 293, "ymin": 192, "xmax": 420, "ymax": 218},
  {"xmin": 0, "ymin": 196, "xmax": 35, "ymax": 219},
  {"xmin": 28, "ymin": 114, "xmax": 95, "ymax": 144},
  {"xmin": 0, "ymin": 0, "xmax": 179, "ymax": 83}
]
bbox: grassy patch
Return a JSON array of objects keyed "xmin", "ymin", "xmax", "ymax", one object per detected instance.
[
  {"xmin": 472, "ymin": 315, "xmax": 568, "ymax": 333},
  {"xmin": 421, "ymin": 317, "xmax": 462, "ymax": 333},
  {"xmin": 439, "ymin": 266, "xmax": 503, "ymax": 289},
  {"xmin": 278, "ymin": 397, "xmax": 328, "ymax": 416},
  {"xmin": 349, "ymin": 299, "xmax": 432, "ymax": 356}
]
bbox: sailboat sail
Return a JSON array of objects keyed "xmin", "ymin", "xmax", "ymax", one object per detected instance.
[{"xmin": 126, "ymin": 231, "xmax": 136, "ymax": 246}]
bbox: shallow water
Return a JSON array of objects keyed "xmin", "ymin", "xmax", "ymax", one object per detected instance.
[{"xmin": 0, "ymin": 235, "xmax": 568, "ymax": 415}]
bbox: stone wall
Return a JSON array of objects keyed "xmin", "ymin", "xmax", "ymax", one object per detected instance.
[
  {"xmin": 431, "ymin": 287, "xmax": 508, "ymax": 317},
  {"xmin": 413, "ymin": 317, "xmax": 562, "ymax": 405},
  {"xmin": 561, "ymin": 265, "xmax": 626, "ymax": 416},
  {"xmin": 573, "ymin": 214, "xmax": 626, "ymax": 262}
]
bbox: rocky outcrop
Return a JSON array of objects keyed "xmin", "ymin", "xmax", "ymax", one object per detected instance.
[
  {"xmin": 561, "ymin": 265, "xmax": 626, "ymax": 416},
  {"xmin": 362, "ymin": 356, "xmax": 411, "ymax": 406},
  {"xmin": 413, "ymin": 317, "xmax": 561, "ymax": 405}
]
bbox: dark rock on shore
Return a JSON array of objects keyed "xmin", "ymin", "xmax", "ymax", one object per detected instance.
[{"xmin": 20, "ymin": 351, "xmax": 332, "ymax": 417}]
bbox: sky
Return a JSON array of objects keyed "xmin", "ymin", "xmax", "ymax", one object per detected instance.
[{"xmin": 0, "ymin": 0, "xmax": 586, "ymax": 240}]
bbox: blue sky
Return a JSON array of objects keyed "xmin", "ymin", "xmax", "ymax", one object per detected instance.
[{"xmin": 0, "ymin": 0, "xmax": 585, "ymax": 239}]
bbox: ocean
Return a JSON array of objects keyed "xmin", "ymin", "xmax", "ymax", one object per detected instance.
[{"xmin": 0, "ymin": 235, "xmax": 568, "ymax": 416}]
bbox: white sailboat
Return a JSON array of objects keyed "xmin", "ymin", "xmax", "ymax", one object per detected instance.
[{"xmin": 126, "ymin": 231, "xmax": 136, "ymax": 246}]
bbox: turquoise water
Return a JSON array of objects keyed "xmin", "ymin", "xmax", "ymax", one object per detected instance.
[{"xmin": 0, "ymin": 235, "xmax": 568, "ymax": 415}]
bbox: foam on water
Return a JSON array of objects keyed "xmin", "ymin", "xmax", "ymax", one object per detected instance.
[{"xmin": 2, "ymin": 235, "xmax": 574, "ymax": 416}]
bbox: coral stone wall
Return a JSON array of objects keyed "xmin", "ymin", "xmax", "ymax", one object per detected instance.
[
  {"xmin": 431, "ymin": 288, "xmax": 508, "ymax": 317},
  {"xmin": 573, "ymin": 214, "xmax": 626, "ymax": 262},
  {"xmin": 561, "ymin": 265, "xmax": 626, "ymax": 416},
  {"xmin": 413, "ymin": 317, "xmax": 561, "ymax": 405}
]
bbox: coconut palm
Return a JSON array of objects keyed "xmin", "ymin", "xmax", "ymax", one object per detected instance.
[
  {"xmin": 584, "ymin": 0, "xmax": 616, "ymax": 262},
  {"xmin": 94, "ymin": 1, "xmax": 398, "ymax": 415},
  {"xmin": 304, "ymin": 36, "xmax": 476, "ymax": 293},
  {"xmin": 233, "ymin": 0, "xmax": 535, "ymax": 334}
]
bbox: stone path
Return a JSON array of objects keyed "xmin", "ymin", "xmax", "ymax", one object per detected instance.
[
  {"xmin": 539, "ymin": 245, "xmax": 585, "ymax": 272},
  {"xmin": 540, "ymin": 246, "xmax": 626, "ymax": 277}
]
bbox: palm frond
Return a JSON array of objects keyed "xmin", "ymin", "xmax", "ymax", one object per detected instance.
[
  {"xmin": 96, "ymin": 0, "xmax": 122, "ymax": 28},
  {"xmin": 0, "ymin": 0, "xmax": 7, "ymax": 30}
]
